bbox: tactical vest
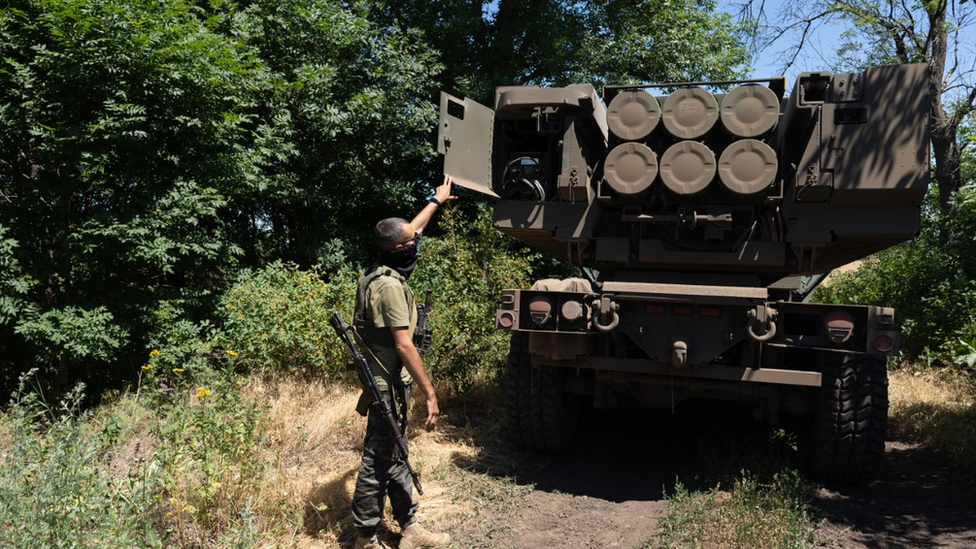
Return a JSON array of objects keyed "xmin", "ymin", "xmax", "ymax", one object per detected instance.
[{"xmin": 353, "ymin": 265, "xmax": 433, "ymax": 355}]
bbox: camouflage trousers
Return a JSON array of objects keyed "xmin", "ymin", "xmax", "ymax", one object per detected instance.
[{"xmin": 352, "ymin": 384, "xmax": 418, "ymax": 537}]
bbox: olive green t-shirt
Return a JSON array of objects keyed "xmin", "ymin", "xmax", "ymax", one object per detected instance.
[{"xmin": 359, "ymin": 274, "xmax": 417, "ymax": 389}]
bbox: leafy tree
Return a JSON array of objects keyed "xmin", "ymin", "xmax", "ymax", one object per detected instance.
[
  {"xmin": 365, "ymin": 0, "xmax": 752, "ymax": 104},
  {"xmin": 0, "ymin": 0, "xmax": 442, "ymax": 392},
  {"xmin": 0, "ymin": 0, "xmax": 752, "ymax": 393},
  {"xmin": 0, "ymin": 0, "xmax": 259, "ymax": 390},
  {"xmin": 213, "ymin": 0, "xmax": 443, "ymax": 267},
  {"xmin": 576, "ymin": 0, "xmax": 753, "ymax": 87}
]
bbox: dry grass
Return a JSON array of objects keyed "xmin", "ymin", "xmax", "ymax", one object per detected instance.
[
  {"xmin": 888, "ymin": 367, "xmax": 976, "ymax": 462},
  {"xmin": 0, "ymin": 371, "xmax": 523, "ymax": 548},
  {"xmin": 0, "ymin": 414, "xmax": 8, "ymax": 461},
  {"xmin": 241, "ymin": 377, "xmax": 511, "ymax": 549},
  {"xmin": 166, "ymin": 366, "xmax": 974, "ymax": 548},
  {"xmin": 241, "ymin": 378, "xmax": 364, "ymax": 548},
  {"xmin": 7, "ymin": 362, "xmax": 971, "ymax": 548}
]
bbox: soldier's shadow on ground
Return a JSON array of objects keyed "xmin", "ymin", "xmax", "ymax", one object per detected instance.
[
  {"xmin": 449, "ymin": 401, "xmax": 732, "ymax": 503},
  {"xmin": 302, "ymin": 464, "xmax": 361, "ymax": 546}
]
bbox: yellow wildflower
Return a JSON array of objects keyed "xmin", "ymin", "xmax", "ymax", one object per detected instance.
[
  {"xmin": 170, "ymin": 498, "xmax": 198, "ymax": 515},
  {"xmin": 141, "ymin": 364, "xmax": 154, "ymax": 371},
  {"xmin": 195, "ymin": 386, "xmax": 212, "ymax": 398},
  {"xmin": 149, "ymin": 349, "xmax": 161, "ymax": 358},
  {"xmin": 226, "ymin": 349, "xmax": 238, "ymax": 357},
  {"xmin": 172, "ymin": 368, "xmax": 184, "ymax": 374}
]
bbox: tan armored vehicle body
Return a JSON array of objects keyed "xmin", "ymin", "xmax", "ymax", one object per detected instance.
[{"xmin": 439, "ymin": 64, "xmax": 930, "ymax": 484}]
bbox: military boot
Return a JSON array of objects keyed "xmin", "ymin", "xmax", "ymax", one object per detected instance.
[
  {"xmin": 354, "ymin": 534, "xmax": 392, "ymax": 549},
  {"xmin": 398, "ymin": 522, "xmax": 451, "ymax": 549}
]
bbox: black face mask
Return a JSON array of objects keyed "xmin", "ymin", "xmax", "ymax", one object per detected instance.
[{"xmin": 378, "ymin": 235, "xmax": 420, "ymax": 279}]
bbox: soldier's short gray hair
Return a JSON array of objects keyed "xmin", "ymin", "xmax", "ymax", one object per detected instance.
[{"xmin": 374, "ymin": 217, "xmax": 410, "ymax": 251}]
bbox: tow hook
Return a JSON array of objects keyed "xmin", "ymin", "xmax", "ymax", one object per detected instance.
[
  {"xmin": 591, "ymin": 295, "xmax": 620, "ymax": 332},
  {"xmin": 746, "ymin": 305, "xmax": 778, "ymax": 342},
  {"xmin": 672, "ymin": 340, "xmax": 688, "ymax": 368}
]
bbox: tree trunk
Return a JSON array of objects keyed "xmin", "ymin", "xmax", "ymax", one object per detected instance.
[
  {"xmin": 925, "ymin": 2, "xmax": 962, "ymax": 243},
  {"xmin": 933, "ymin": 118, "xmax": 962, "ymax": 224}
]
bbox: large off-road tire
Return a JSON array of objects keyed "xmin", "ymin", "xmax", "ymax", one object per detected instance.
[
  {"xmin": 506, "ymin": 331, "xmax": 580, "ymax": 453},
  {"xmin": 810, "ymin": 351, "xmax": 888, "ymax": 484}
]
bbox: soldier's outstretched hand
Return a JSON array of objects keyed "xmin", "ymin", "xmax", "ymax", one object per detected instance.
[{"xmin": 435, "ymin": 175, "xmax": 458, "ymax": 205}]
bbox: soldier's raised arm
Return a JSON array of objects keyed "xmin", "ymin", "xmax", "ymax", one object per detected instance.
[{"xmin": 409, "ymin": 175, "xmax": 457, "ymax": 235}]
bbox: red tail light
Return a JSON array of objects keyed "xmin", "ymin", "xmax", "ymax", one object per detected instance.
[
  {"xmin": 874, "ymin": 335, "xmax": 894, "ymax": 352},
  {"xmin": 528, "ymin": 296, "xmax": 553, "ymax": 325},
  {"xmin": 825, "ymin": 311, "xmax": 855, "ymax": 345},
  {"xmin": 498, "ymin": 311, "xmax": 516, "ymax": 329}
]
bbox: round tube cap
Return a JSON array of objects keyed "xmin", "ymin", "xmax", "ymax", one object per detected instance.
[
  {"xmin": 607, "ymin": 90, "xmax": 661, "ymax": 140},
  {"xmin": 718, "ymin": 139, "xmax": 778, "ymax": 196},
  {"xmin": 662, "ymin": 87, "xmax": 719, "ymax": 139},
  {"xmin": 659, "ymin": 141, "xmax": 716, "ymax": 196},
  {"xmin": 604, "ymin": 142, "xmax": 658, "ymax": 200},
  {"xmin": 721, "ymin": 84, "xmax": 780, "ymax": 137}
]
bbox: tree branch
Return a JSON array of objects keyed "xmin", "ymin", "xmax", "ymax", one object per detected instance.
[
  {"xmin": 951, "ymin": 83, "xmax": 976, "ymax": 127},
  {"xmin": 761, "ymin": 7, "xmax": 835, "ymax": 72}
]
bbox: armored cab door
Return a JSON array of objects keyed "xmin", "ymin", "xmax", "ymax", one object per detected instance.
[{"xmin": 438, "ymin": 92, "xmax": 498, "ymax": 198}]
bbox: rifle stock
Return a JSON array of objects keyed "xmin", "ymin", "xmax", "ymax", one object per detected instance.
[{"xmin": 329, "ymin": 312, "xmax": 424, "ymax": 495}]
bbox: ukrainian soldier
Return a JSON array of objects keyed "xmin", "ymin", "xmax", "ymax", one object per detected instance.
[{"xmin": 351, "ymin": 176, "xmax": 456, "ymax": 549}]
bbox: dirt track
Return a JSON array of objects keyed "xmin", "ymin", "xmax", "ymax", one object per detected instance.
[
  {"xmin": 815, "ymin": 441, "xmax": 976, "ymax": 549},
  {"xmin": 449, "ymin": 406, "xmax": 976, "ymax": 549}
]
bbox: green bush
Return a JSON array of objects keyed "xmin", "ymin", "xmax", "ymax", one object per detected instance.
[
  {"xmin": 813, "ymin": 244, "xmax": 976, "ymax": 365},
  {"xmin": 217, "ymin": 261, "xmax": 357, "ymax": 377},
  {"xmin": 213, "ymin": 206, "xmax": 541, "ymax": 391},
  {"xmin": 138, "ymin": 300, "xmax": 223, "ymax": 383},
  {"xmin": 0, "ymin": 364, "xmax": 279, "ymax": 548},
  {"xmin": 411, "ymin": 205, "xmax": 536, "ymax": 391}
]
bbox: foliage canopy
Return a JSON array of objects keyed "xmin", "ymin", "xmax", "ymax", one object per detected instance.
[
  {"xmin": 0, "ymin": 0, "xmax": 442, "ymax": 390},
  {"xmin": 0, "ymin": 0, "xmax": 751, "ymax": 390}
]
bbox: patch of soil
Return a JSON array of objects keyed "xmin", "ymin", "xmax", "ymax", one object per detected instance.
[
  {"xmin": 449, "ymin": 407, "xmax": 701, "ymax": 549},
  {"xmin": 450, "ymin": 406, "xmax": 976, "ymax": 549},
  {"xmin": 502, "ymin": 492, "xmax": 663, "ymax": 549},
  {"xmin": 813, "ymin": 441, "xmax": 976, "ymax": 549}
]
